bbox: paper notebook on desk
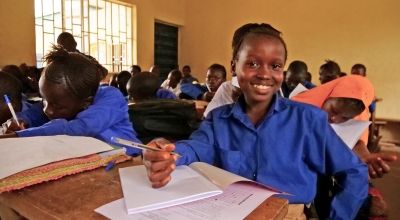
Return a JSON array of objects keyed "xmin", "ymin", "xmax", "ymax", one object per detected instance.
[
  {"xmin": 0, "ymin": 135, "xmax": 114, "ymax": 179},
  {"xmin": 331, "ymin": 119, "xmax": 371, "ymax": 149},
  {"xmin": 96, "ymin": 162, "xmax": 279, "ymax": 219},
  {"xmin": 119, "ymin": 162, "xmax": 280, "ymax": 214}
]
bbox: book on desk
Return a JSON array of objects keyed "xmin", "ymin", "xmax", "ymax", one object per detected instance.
[{"xmin": 95, "ymin": 162, "xmax": 280, "ymax": 220}]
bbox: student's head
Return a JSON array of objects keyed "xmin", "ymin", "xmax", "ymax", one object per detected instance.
[
  {"xmin": 127, "ymin": 72, "xmax": 159, "ymax": 102},
  {"xmin": 1, "ymin": 64, "xmax": 30, "ymax": 93},
  {"xmin": 351, "ymin": 64, "xmax": 366, "ymax": 77},
  {"xmin": 231, "ymin": 23, "xmax": 287, "ymax": 105},
  {"xmin": 182, "ymin": 65, "xmax": 191, "ymax": 77},
  {"xmin": 305, "ymin": 72, "xmax": 312, "ymax": 82},
  {"xmin": 285, "ymin": 60, "xmax": 308, "ymax": 90},
  {"xmin": 56, "ymin": 32, "xmax": 78, "ymax": 52},
  {"xmin": 322, "ymin": 97, "xmax": 365, "ymax": 123},
  {"xmin": 149, "ymin": 65, "xmax": 160, "ymax": 77},
  {"xmin": 206, "ymin": 64, "xmax": 226, "ymax": 92},
  {"xmin": 339, "ymin": 72, "xmax": 347, "ymax": 77},
  {"xmin": 40, "ymin": 45, "xmax": 100, "ymax": 120},
  {"xmin": 167, "ymin": 69, "xmax": 182, "ymax": 89},
  {"xmin": 0, "ymin": 71, "xmax": 23, "ymax": 124},
  {"xmin": 319, "ymin": 60, "xmax": 341, "ymax": 84},
  {"xmin": 130, "ymin": 65, "xmax": 141, "ymax": 76},
  {"xmin": 116, "ymin": 71, "xmax": 131, "ymax": 96}
]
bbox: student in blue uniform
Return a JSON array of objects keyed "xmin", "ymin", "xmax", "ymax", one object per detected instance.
[
  {"xmin": 1, "ymin": 46, "xmax": 140, "ymax": 155},
  {"xmin": 142, "ymin": 23, "xmax": 368, "ymax": 219}
]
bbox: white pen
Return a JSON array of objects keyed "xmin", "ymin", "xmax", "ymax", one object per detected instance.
[
  {"xmin": 3, "ymin": 95, "xmax": 21, "ymax": 126},
  {"xmin": 111, "ymin": 137, "xmax": 181, "ymax": 157}
]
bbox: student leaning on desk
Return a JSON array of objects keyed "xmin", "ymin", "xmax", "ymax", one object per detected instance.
[
  {"xmin": 142, "ymin": 23, "xmax": 369, "ymax": 220},
  {"xmin": 0, "ymin": 45, "xmax": 141, "ymax": 156}
]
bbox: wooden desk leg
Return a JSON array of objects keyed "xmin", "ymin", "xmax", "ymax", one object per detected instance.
[{"xmin": 0, "ymin": 202, "xmax": 25, "ymax": 220}]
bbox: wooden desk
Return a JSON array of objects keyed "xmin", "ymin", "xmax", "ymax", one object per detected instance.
[{"xmin": 0, "ymin": 158, "xmax": 288, "ymax": 220}]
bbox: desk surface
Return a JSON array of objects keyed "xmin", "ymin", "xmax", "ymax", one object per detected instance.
[{"xmin": 0, "ymin": 157, "xmax": 288, "ymax": 220}]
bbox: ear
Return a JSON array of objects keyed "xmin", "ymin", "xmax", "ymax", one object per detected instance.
[
  {"xmin": 231, "ymin": 60, "xmax": 236, "ymax": 77},
  {"xmin": 82, "ymin": 96, "xmax": 94, "ymax": 109}
]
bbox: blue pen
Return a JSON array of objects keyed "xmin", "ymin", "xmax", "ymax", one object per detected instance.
[{"xmin": 3, "ymin": 95, "xmax": 20, "ymax": 126}]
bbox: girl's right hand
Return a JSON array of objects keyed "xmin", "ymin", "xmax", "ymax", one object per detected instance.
[
  {"xmin": 5, "ymin": 119, "xmax": 27, "ymax": 133},
  {"xmin": 143, "ymin": 138, "xmax": 177, "ymax": 188}
]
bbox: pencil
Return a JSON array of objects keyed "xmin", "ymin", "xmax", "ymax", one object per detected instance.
[{"xmin": 111, "ymin": 137, "xmax": 181, "ymax": 157}]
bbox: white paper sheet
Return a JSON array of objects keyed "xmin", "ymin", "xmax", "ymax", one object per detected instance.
[
  {"xmin": 331, "ymin": 119, "xmax": 371, "ymax": 149},
  {"xmin": 0, "ymin": 135, "xmax": 113, "ymax": 179},
  {"xmin": 288, "ymin": 83, "xmax": 309, "ymax": 99},
  {"xmin": 95, "ymin": 182, "xmax": 276, "ymax": 220},
  {"xmin": 119, "ymin": 165, "xmax": 222, "ymax": 214}
]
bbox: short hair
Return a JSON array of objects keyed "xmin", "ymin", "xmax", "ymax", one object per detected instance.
[
  {"xmin": 42, "ymin": 45, "xmax": 100, "ymax": 100},
  {"xmin": 232, "ymin": 23, "xmax": 287, "ymax": 61},
  {"xmin": 127, "ymin": 72, "xmax": 159, "ymax": 102},
  {"xmin": 334, "ymin": 97, "xmax": 365, "ymax": 116},
  {"xmin": 305, "ymin": 72, "xmax": 312, "ymax": 82},
  {"xmin": 130, "ymin": 65, "xmax": 141, "ymax": 74},
  {"xmin": 116, "ymin": 70, "xmax": 132, "ymax": 96},
  {"xmin": 208, "ymin": 63, "xmax": 227, "ymax": 79},
  {"xmin": 320, "ymin": 60, "xmax": 341, "ymax": 76},
  {"xmin": 351, "ymin": 64, "xmax": 366, "ymax": 76},
  {"xmin": 0, "ymin": 71, "xmax": 23, "ymax": 111},
  {"xmin": 182, "ymin": 65, "xmax": 191, "ymax": 71},
  {"xmin": 56, "ymin": 32, "xmax": 77, "ymax": 51},
  {"xmin": 169, "ymin": 69, "xmax": 183, "ymax": 81},
  {"xmin": 1, "ymin": 65, "xmax": 28, "ymax": 92},
  {"xmin": 287, "ymin": 60, "xmax": 308, "ymax": 76}
]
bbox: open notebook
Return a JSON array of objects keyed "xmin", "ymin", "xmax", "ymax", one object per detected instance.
[{"xmin": 96, "ymin": 162, "xmax": 279, "ymax": 219}]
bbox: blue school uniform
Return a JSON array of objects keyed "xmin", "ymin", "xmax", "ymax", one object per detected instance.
[
  {"xmin": 16, "ymin": 86, "xmax": 140, "ymax": 155},
  {"xmin": 156, "ymin": 89, "xmax": 177, "ymax": 99},
  {"xmin": 174, "ymin": 94, "xmax": 368, "ymax": 220}
]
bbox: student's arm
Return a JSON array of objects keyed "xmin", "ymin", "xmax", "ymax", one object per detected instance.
[
  {"xmin": 16, "ymin": 87, "xmax": 137, "ymax": 140},
  {"xmin": 353, "ymin": 140, "xmax": 397, "ymax": 178},
  {"xmin": 16, "ymin": 102, "xmax": 49, "ymax": 128},
  {"xmin": 143, "ymin": 114, "xmax": 217, "ymax": 187},
  {"xmin": 307, "ymin": 114, "xmax": 369, "ymax": 220}
]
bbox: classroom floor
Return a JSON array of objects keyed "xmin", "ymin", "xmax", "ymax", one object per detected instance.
[{"xmin": 371, "ymin": 148, "xmax": 400, "ymax": 219}]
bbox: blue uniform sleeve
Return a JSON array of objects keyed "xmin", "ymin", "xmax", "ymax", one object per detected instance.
[
  {"xmin": 175, "ymin": 114, "xmax": 216, "ymax": 166},
  {"xmin": 17, "ymin": 102, "xmax": 49, "ymax": 127},
  {"xmin": 306, "ymin": 113, "xmax": 369, "ymax": 219},
  {"xmin": 16, "ymin": 88, "xmax": 140, "ymax": 144}
]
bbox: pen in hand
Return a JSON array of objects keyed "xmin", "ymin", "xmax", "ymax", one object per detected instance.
[
  {"xmin": 3, "ymin": 95, "xmax": 20, "ymax": 127},
  {"xmin": 111, "ymin": 137, "xmax": 181, "ymax": 157}
]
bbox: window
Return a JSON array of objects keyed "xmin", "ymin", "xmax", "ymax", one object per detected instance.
[{"xmin": 35, "ymin": 0, "xmax": 135, "ymax": 72}]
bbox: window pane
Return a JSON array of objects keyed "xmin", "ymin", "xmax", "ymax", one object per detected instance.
[
  {"xmin": 75, "ymin": 36, "xmax": 82, "ymax": 51},
  {"xmin": 112, "ymin": 3, "xmax": 119, "ymax": 36},
  {"xmin": 72, "ymin": 25, "xmax": 82, "ymax": 37},
  {"xmin": 89, "ymin": 0, "xmax": 97, "ymax": 32},
  {"xmin": 35, "ymin": 0, "xmax": 42, "ymax": 19},
  {"xmin": 35, "ymin": 26, "xmax": 44, "ymax": 62},
  {"xmin": 98, "ymin": 29, "xmax": 106, "ymax": 40},
  {"xmin": 127, "ymin": 7, "xmax": 131, "ymax": 38},
  {"xmin": 43, "ymin": 20, "xmax": 54, "ymax": 33},
  {"xmin": 98, "ymin": 0, "xmax": 106, "ymax": 29},
  {"xmin": 83, "ymin": 33, "xmax": 89, "ymax": 54},
  {"xmin": 106, "ymin": 2, "xmax": 112, "ymax": 35},
  {"xmin": 43, "ymin": 33, "xmax": 55, "ymax": 56},
  {"xmin": 72, "ymin": 0, "xmax": 81, "ymax": 25},
  {"xmin": 42, "ymin": 0, "xmax": 53, "ymax": 18},
  {"xmin": 89, "ymin": 33, "xmax": 98, "ymax": 59},
  {"xmin": 98, "ymin": 40, "xmax": 106, "ymax": 64},
  {"xmin": 119, "ymin": 6, "xmax": 126, "ymax": 32},
  {"xmin": 64, "ymin": 0, "xmax": 72, "ymax": 30}
]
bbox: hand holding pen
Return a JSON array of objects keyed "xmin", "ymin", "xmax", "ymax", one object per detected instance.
[
  {"xmin": 143, "ymin": 138, "xmax": 178, "ymax": 188},
  {"xmin": 2, "ymin": 95, "xmax": 25, "ymax": 133}
]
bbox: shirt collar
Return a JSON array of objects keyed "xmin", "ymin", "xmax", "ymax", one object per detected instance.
[{"xmin": 222, "ymin": 92, "xmax": 287, "ymax": 119}]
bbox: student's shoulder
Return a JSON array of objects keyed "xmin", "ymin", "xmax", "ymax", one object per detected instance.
[
  {"xmin": 96, "ymin": 86, "xmax": 126, "ymax": 101},
  {"xmin": 281, "ymin": 98, "xmax": 328, "ymax": 119}
]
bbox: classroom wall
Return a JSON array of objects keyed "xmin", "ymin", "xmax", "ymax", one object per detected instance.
[
  {"xmin": 181, "ymin": 0, "xmax": 400, "ymax": 120},
  {"xmin": 1, "ymin": 0, "xmax": 399, "ymax": 119}
]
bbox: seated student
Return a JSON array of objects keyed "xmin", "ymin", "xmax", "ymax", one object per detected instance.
[
  {"xmin": 181, "ymin": 65, "xmax": 198, "ymax": 84},
  {"xmin": 351, "ymin": 63, "xmax": 367, "ymax": 77},
  {"xmin": 116, "ymin": 70, "xmax": 131, "ymax": 97},
  {"xmin": 318, "ymin": 60, "xmax": 341, "ymax": 84},
  {"xmin": 0, "ymin": 71, "xmax": 26, "ymax": 126},
  {"xmin": 292, "ymin": 75, "xmax": 397, "ymax": 218},
  {"xmin": 2, "ymin": 65, "xmax": 33, "ymax": 95},
  {"xmin": 160, "ymin": 69, "xmax": 183, "ymax": 97},
  {"xmin": 180, "ymin": 63, "xmax": 227, "ymax": 102},
  {"xmin": 127, "ymin": 71, "xmax": 176, "ymax": 102},
  {"xmin": 130, "ymin": 65, "xmax": 141, "ymax": 76},
  {"xmin": 143, "ymin": 23, "xmax": 368, "ymax": 219},
  {"xmin": 281, "ymin": 60, "xmax": 315, "ymax": 97},
  {"xmin": 292, "ymin": 75, "xmax": 397, "ymax": 178},
  {"xmin": 0, "ymin": 46, "xmax": 140, "ymax": 155},
  {"xmin": 203, "ymin": 75, "xmax": 241, "ymax": 117}
]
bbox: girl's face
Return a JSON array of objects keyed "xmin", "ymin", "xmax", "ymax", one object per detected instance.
[
  {"xmin": 233, "ymin": 35, "xmax": 285, "ymax": 106},
  {"xmin": 322, "ymin": 98, "xmax": 361, "ymax": 123},
  {"xmin": 39, "ymin": 76, "xmax": 88, "ymax": 120}
]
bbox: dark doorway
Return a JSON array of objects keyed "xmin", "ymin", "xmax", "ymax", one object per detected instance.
[{"xmin": 154, "ymin": 22, "xmax": 179, "ymax": 81}]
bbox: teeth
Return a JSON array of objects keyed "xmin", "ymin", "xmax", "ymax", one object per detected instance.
[{"xmin": 253, "ymin": 84, "xmax": 270, "ymax": 90}]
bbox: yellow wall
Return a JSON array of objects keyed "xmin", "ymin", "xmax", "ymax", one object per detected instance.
[
  {"xmin": 181, "ymin": 0, "xmax": 400, "ymax": 119},
  {"xmin": 1, "ymin": 0, "xmax": 399, "ymax": 119}
]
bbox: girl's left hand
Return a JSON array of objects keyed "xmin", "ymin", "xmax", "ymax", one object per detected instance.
[{"xmin": 364, "ymin": 153, "xmax": 397, "ymax": 178}]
